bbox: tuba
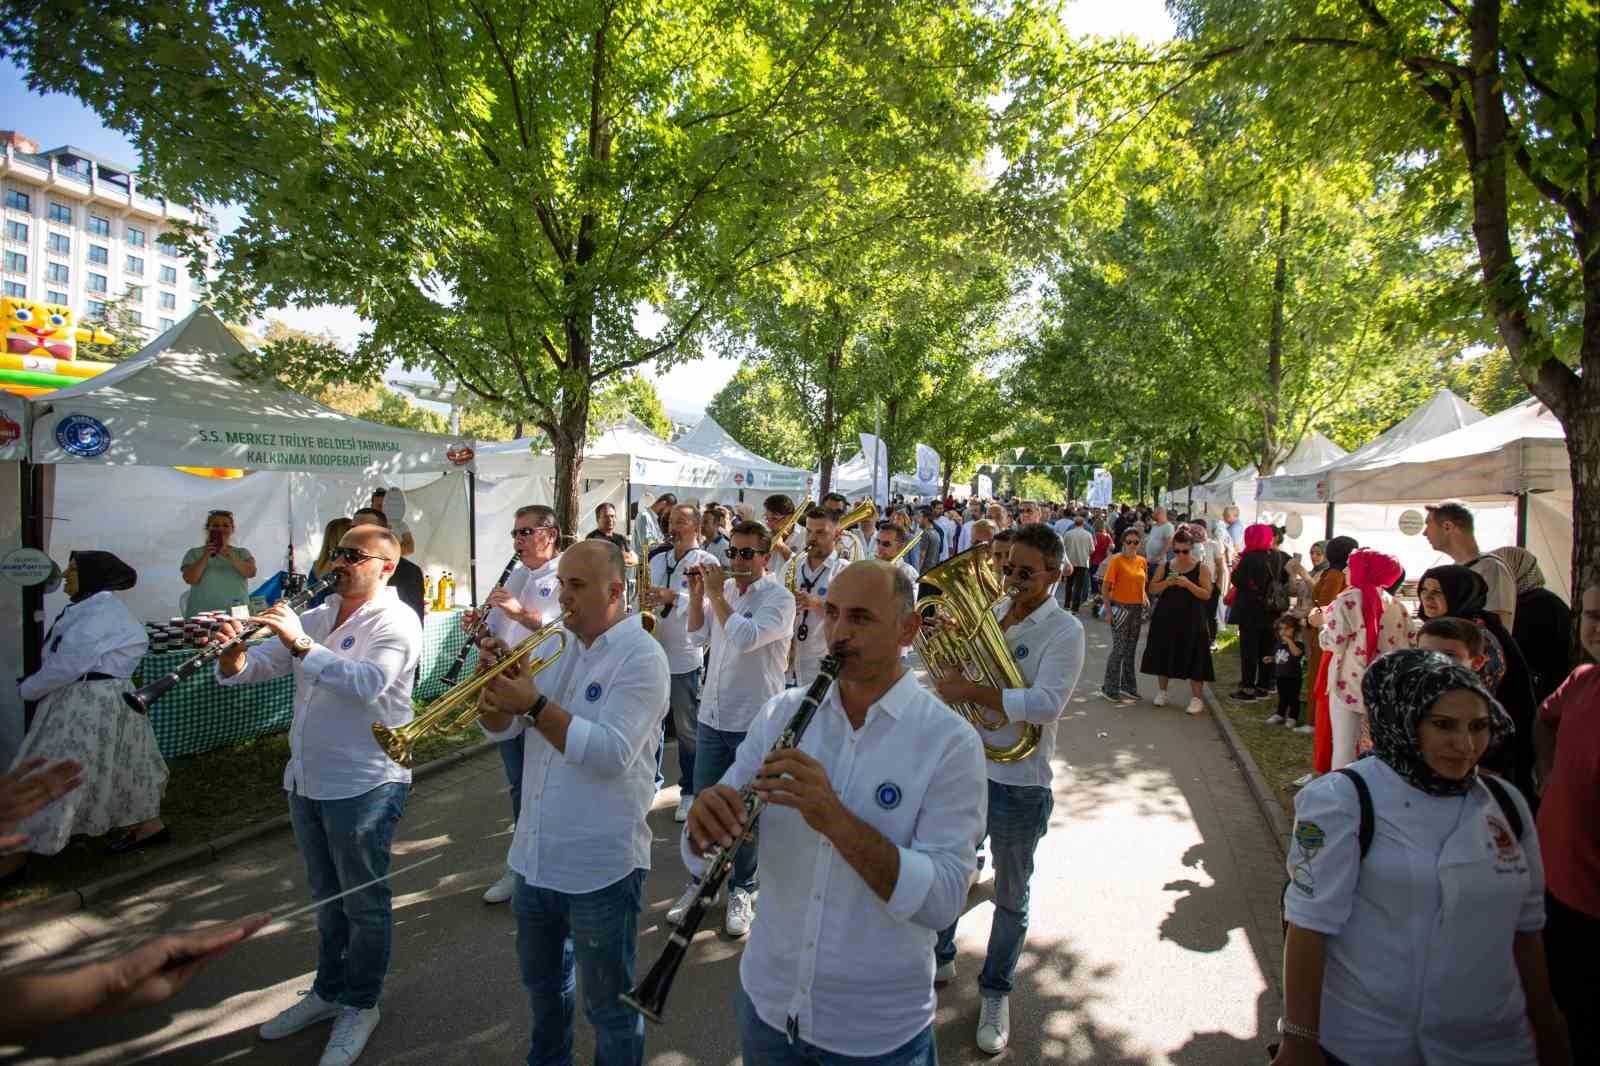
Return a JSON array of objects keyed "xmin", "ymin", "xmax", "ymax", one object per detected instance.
[
  {"xmin": 833, "ymin": 499, "xmax": 878, "ymax": 562},
  {"xmin": 915, "ymin": 544, "xmax": 1040, "ymax": 763},
  {"xmin": 373, "ymin": 620, "xmax": 567, "ymax": 766}
]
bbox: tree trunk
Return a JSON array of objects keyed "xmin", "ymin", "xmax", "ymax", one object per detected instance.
[
  {"xmin": 884, "ymin": 396, "xmax": 899, "ymax": 486},
  {"xmin": 1262, "ymin": 197, "xmax": 1289, "ymax": 472},
  {"xmin": 552, "ymin": 316, "xmax": 593, "ymax": 541},
  {"xmin": 818, "ymin": 337, "xmax": 843, "ymax": 497}
]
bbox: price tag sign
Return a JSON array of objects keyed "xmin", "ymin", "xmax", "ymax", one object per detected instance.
[{"xmin": 0, "ymin": 548, "xmax": 57, "ymax": 587}]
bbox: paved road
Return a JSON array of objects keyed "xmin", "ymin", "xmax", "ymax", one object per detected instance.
[{"xmin": 1, "ymin": 621, "xmax": 1284, "ymax": 1064}]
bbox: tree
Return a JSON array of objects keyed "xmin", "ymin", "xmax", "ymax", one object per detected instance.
[
  {"xmin": 705, "ymin": 366, "xmax": 816, "ymax": 471},
  {"xmin": 4, "ymin": 0, "xmax": 1023, "ymax": 534},
  {"xmin": 590, "ymin": 374, "xmax": 672, "ymax": 440},
  {"xmin": 76, "ymin": 295, "xmax": 153, "ymax": 363}
]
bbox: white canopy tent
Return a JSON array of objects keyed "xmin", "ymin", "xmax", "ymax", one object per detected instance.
[
  {"xmin": 674, "ymin": 416, "xmax": 812, "ymax": 496},
  {"xmin": 1192, "ymin": 433, "xmax": 1349, "ymax": 517},
  {"xmin": 1163, "ymin": 463, "xmax": 1236, "ymax": 511}
]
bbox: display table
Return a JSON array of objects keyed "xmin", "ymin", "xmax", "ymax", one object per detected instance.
[{"xmin": 137, "ymin": 607, "xmax": 474, "ymax": 759}]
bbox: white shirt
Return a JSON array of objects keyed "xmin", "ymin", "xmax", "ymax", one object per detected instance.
[
  {"xmin": 836, "ymin": 527, "xmax": 869, "ymax": 563},
  {"xmin": 693, "ymin": 575, "xmax": 796, "ymax": 732},
  {"xmin": 634, "ymin": 508, "xmax": 663, "ymax": 551},
  {"xmin": 21, "ymin": 591, "xmax": 147, "ymax": 701},
  {"xmin": 935, "ymin": 516, "xmax": 959, "ymax": 559},
  {"xmin": 650, "ymin": 544, "xmax": 717, "ymax": 674},
  {"xmin": 490, "ymin": 556, "xmax": 562, "ymax": 647},
  {"xmin": 219, "ymin": 588, "xmax": 422, "ymax": 800},
  {"xmin": 1144, "ymin": 521, "xmax": 1175, "ymax": 564},
  {"xmin": 1467, "ymin": 553, "xmax": 1518, "ymax": 630},
  {"xmin": 791, "ymin": 553, "xmax": 848, "ymax": 682},
  {"xmin": 892, "ymin": 558, "xmax": 921, "ymax": 596},
  {"xmin": 1286, "ymin": 759, "xmax": 1543, "ymax": 1066},
  {"xmin": 983, "ymin": 596, "xmax": 1085, "ymax": 788},
  {"xmin": 701, "ymin": 534, "xmax": 731, "ymax": 568},
  {"xmin": 1062, "ymin": 525, "xmax": 1094, "ymax": 568},
  {"xmin": 481, "ymin": 616, "xmax": 667, "ymax": 893},
  {"xmin": 732, "ymin": 671, "xmax": 987, "ymax": 1056}
]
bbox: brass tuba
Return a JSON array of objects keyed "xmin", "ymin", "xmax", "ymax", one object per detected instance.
[
  {"xmin": 373, "ymin": 620, "xmax": 567, "ymax": 766},
  {"xmin": 915, "ymin": 544, "xmax": 1040, "ymax": 763},
  {"xmin": 833, "ymin": 499, "xmax": 879, "ymax": 562}
]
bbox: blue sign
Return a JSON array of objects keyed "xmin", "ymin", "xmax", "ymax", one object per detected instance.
[{"xmin": 55, "ymin": 414, "xmax": 111, "ymax": 458}]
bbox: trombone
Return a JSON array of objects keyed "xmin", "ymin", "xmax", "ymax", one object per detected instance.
[{"xmin": 372, "ymin": 620, "xmax": 567, "ymax": 766}]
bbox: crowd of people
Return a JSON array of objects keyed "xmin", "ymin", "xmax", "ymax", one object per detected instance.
[{"xmin": 2, "ymin": 484, "xmax": 1594, "ymax": 1066}]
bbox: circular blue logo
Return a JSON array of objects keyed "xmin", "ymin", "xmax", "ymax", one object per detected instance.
[
  {"xmin": 340, "ymin": 636, "xmax": 355, "ymax": 650},
  {"xmin": 876, "ymin": 782, "xmax": 902, "ymax": 810},
  {"xmin": 540, "ymin": 586, "xmax": 552, "ymax": 597},
  {"xmin": 55, "ymin": 414, "xmax": 111, "ymax": 458},
  {"xmin": 585, "ymin": 682, "xmax": 602, "ymax": 702},
  {"xmin": 1015, "ymin": 644, "xmax": 1029, "ymax": 661},
  {"xmin": 818, "ymin": 586, "xmax": 827, "ymax": 595}
]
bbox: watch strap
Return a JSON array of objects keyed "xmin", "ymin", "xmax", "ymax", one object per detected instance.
[{"xmin": 528, "ymin": 694, "xmax": 549, "ymax": 722}]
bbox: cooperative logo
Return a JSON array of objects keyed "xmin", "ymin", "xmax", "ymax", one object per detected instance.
[
  {"xmin": 1015, "ymin": 644, "xmax": 1029, "ymax": 661},
  {"xmin": 447, "ymin": 443, "xmax": 475, "ymax": 466},
  {"xmin": 0, "ymin": 414, "xmax": 19, "ymax": 448},
  {"xmin": 585, "ymin": 682, "xmax": 603, "ymax": 703},
  {"xmin": 55, "ymin": 413, "xmax": 111, "ymax": 457},
  {"xmin": 340, "ymin": 636, "xmax": 356, "ymax": 650},
  {"xmin": 875, "ymin": 782, "xmax": 902, "ymax": 810}
]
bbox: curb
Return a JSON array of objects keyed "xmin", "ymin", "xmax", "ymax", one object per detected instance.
[
  {"xmin": 0, "ymin": 739, "xmax": 496, "ymax": 936},
  {"xmin": 1202, "ymin": 685, "xmax": 1292, "ymax": 859}
]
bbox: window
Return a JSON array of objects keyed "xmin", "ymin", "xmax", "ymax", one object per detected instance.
[
  {"xmin": 127, "ymin": 309, "xmax": 142, "ymax": 326},
  {"xmin": 47, "ymin": 232, "xmax": 69, "ymax": 254},
  {"xmin": 3, "ymin": 251, "xmax": 26, "ymax": 273},
  {"xmin": 125, "ymin": 284, "xmax": 144, "ymax": 302},
  {"xmin": 87, "ymin": 272, "xmax": 107, "ymax": 293},
  {"xmin": 46, "ymin": 262, "xmax": 68, "ymax": 284},
  {"xmin": 4, "ymin": 220, "xmax": 27, "ymax": 242},
  {"xmin": 191, "ymin": 276, "xmax": 203, "ymax": 292},
  {"xmin": 46, "ymin": 290, "xmax": 67, "ymax": 305},
  {"xmin": 2, "ymin": 281, "xmax": 23, "ymax": 299},
  {"xmin": 4, "ymin": 190, "xmax": 29, "ymax": 211},
  {"xmin": 159, "ymin": 291, "xmax": 176, "ymax": 310},
  {"xmin": 86, "ymin": 299, "xmax": 107, "ymax": 318},
  {"xmin": 48, "ymin": 202, "xmax": 71, "ymax": 224},
  {"xmin": 87, "ymin": 215, "xmax": 110, "ymax": 237},
  {"xmin": 159, "ymin": 265, "xmax": 177, "ymax": 285},
  {"xmin": 125, "ymin": 255, "xmax": 144, "ymax": 276},
  {"xmin": 158, "ymin": 240, "xmax": 176, "ymax": 259},
  {"xmin": 88, "ymin": 244, "xmax": 108, "ymax": 265},
  {"xmin": 126, "ymin": 225, "xmax": 145, "ymax": 247}
]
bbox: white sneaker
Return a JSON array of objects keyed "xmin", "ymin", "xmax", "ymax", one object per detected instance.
[
  {"xmin": 1185, "ymin": 697, "xmax": 1205, "ymax": 716},
  {"xmin": 260, "ymin": 989, "xmax": 341, "ymax": 1040},
  {"xmin": 1291, "ymin": 771, "xmax": 1317, "ymax": 788},
  {"xmin": 724, "ymin": 887, "xmax": 755, "ymax": 937},
  {"xmin": 674, "ymin": 793, "xmax": 693, "ymax": 823},
  {"xmin": 1295, "ymin": 723, "xmax": 1314, "ymax": 734},
  {"xmin": 976, "ymin": 993, "xmax": 1010, "ymax": 1054},
  {"xmin": 667, "ymin": 881, "xmax": 715, "ymax": 926},
  {"xmin": 482, "ymin": 868, "xmax": 517, "ymax": 905},
  {"xmin": 319, "ymin": 1006, "xmax": 379, "ymax": 1066},
  {"xmin": 1264, "ymin": 714, "xmax": 1285, "ymax": 724},
  {"xmin": 1153, "ymin": 690, "xmax": 1169, "ymax": 708},
  {"xmin": 934, "ymin": 959, "xmax": 957, "ymax": 985}
]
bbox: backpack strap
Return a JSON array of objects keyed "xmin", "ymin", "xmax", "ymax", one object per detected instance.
[
  {"xmin": 1335, "ymin": 767, "xmax": 1375, "ymax": 859},
  {"xmin": 1479, "ymin": 774, "xmax": 1525, "ymax": 841},
  {"xmin": 646, "ymin": 542, "xmax": 674, "ymax": 561}
]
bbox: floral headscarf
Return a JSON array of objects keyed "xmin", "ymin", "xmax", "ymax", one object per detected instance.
[
  {"xmin": 1242, "ymin": 523, "xmax": 1274, "ymax": 554},
  {"xmin": 1347, "ymin": 549, "xmax": 1404, "ymax": 660},
  {"xmin": 1491, "ymin": 546, "xmax": 1546, "ymax": 595},
  {"xmin": 1361, "ymin": 648, "xmax": 1513, "ymax": 797}
]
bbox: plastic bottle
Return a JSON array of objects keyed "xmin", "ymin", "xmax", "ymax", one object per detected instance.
[{"xmin": 423, "ymin": 574, "xmax": 434, "ymax": 607}]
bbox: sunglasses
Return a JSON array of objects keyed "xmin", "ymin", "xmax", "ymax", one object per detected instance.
[
  {"xmin": 727, "ymin": 546, "xmax": 766, "ymax": 561},
  {"xmin": 1171, "ymin": 548, "xmax": 1190, "ymax": 556},
  {"xmin": 329, "ymin": 546, "xmax": 386, "ymax": 565},
  {"xmin": 511, "ymin": 526, "xmax": 551, "ymax": 538},
  {"xmin": 1000, "ymin": 564, "xmax": 1042, "ymax": 581},
  {"xmin": 1123, "ymin": 539, "xmax": 1141, "ymax": 546}
]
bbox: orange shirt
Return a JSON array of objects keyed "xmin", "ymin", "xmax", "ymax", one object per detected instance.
[{"xmin": 1104, "ymin": 553, "xmax": 1148, "ymax": 605}]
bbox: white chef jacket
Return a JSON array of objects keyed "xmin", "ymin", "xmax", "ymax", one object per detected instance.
[
  {"xmin": 480, "ymin": 615, "xmax": 667, "ymax": 893},
  {"xmin": 649, "ymin": 544, "xmax": 716, "ymax": 675},
  {"xmin": 980, "ymin": 596, "xmax": 1085, "ymax": 789},
  {"xmin": 935, "ymin": 516, "xmax": 959, "ymax": 559},
  {"xmin": 488, "ymin": 556, "xmax": 562, "ymax": 648},
  {"xmin": 21, "ymin": 591, "xmax": 147, "ymax": 701},
  {"xmin": 791, "ymin": 553, "xmax": 848, "ymax": 685},
  {"xmin": 218, "ymin": 588, "xmax": 422, "ymax": 800},
  {"xmin": 1286, "ymin": 759, "xmax": 1544, "ymax": 1066},
  {"xmin": 732, "ymin": 670, "xmax": 987, "ymax": 1056},
  {"xmin": 692, "ymin": 575, "xmax": 795, "ymax": 733}
]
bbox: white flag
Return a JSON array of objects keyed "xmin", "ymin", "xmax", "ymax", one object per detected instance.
[
  {"xmin": 858, "ymin": 432, "xmax": 889, "ymax": 507},
  {"xmin": 1013, "ymin": 446, "xmax": 1026, "ymax": 460},
  {"xmin": 914, "ymin": 442, "xmax": 941, "ymax": 484}
]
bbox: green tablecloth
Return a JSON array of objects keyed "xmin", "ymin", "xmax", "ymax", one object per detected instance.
[{"xmin": 137, "ymin": 607, "xmax": 476, "ymax": 759}]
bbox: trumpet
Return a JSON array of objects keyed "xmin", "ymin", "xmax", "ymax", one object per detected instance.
[
  {"xmin": 372, "ymin": 620, "xmax": 567, "ymax": 766},
  {"xmin": 767, "ymin": 509, "xmax": 803, "ymax": 554},
  {"xmin": 440, "ymin": 554, "xmax": 519, "ymax": 687},
  {"xmin": 888, "ymin": 527, "xmax": 923, "ymax": 565},
  {"xmin": 123, "ymin": 574, "xmax": 333, "ymax": 715}
]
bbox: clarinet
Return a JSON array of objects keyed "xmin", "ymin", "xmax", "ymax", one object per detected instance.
[
  {"xmin": 621, "ymin": 656, "xmax": 841, "ymax": 1023},
  {"xmin": 440, "ymin": 554, "xmax": 520, "ymax": 687}
]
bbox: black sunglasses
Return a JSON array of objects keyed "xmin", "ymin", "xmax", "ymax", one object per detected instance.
[
  {"xmin": 1123, "ymin": 538, "xmax": 1141, "ymax": 545},
  {"xmin": 1000, "ymin": 563, "xmax": 1042, "ymax": 581},
  {"xmin": 728, "ymin": 546, "xmax": 766, "ymax": 560},
  {"xmin": 329, "ymin": 546, "xmax": 386, "ymax": 565},
  {"xmin": 1171, "ymin": 548, "xmax": 1191, "ymax": 556},
  {"xmin": 511, "ymin": 526, "xmax": 552, "ymax": 538}
]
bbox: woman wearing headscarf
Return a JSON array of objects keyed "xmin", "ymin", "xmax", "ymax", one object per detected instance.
[
  {"xmin": 1276, "ymin": 650, "xmax": 1569, "ymax": 1066},
  {"xmin": 1228, "ymin": 523, "xmax": 1291, "ymax": 701},
  {"xmin": 1315, "ymin": 549, "xmax": 1409, "ymax": 771},
  {"xmin": 0, "ymin": 552, "xmax": 169, "ymax": 885},
  {"xmin": 1419, "ymin": 564, "xmax": 1540, "ymax": 800},
  {"xmin": 1307, "ymin": 541, "xmax": 1329, "ymax": 578},
  {"xmin": 1493, "ymin": 546, "xmax": 1573, "ymax": 705}
]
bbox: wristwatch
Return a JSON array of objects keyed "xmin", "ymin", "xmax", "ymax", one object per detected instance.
[
  {"xmin": 527, "ymin": 694, "xmax": 549, "ymax": 723},
  {"xmin": 290, "ymin": 635, "xmax": 315, "ymax": 658}
]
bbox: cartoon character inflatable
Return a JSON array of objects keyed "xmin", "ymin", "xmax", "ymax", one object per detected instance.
[{"xmin": 3, "ymin": 296, "xmax": 114, "ymax": 361}]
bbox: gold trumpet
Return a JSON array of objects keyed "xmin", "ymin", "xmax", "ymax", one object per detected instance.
[
  {"xmin": 915, "ymin": 544, "xmax": 1040, "ymax": 763},
  {"xmin": 373, "ymin": 620, "xmax": 568, "ymax": 766},
  {"xmin": 834, "ymin": 499, "xmax": 878, "ymax": 562},
  {"xmin": 888, "ymin": 527, "xmax": 923, "ymax": 565},
  {"xmin": 767, "ymin": 509, "xmax": 804, "ymax": 554}
]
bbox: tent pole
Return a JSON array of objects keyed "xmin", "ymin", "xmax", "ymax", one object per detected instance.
[
  {"xmin": 467, "ymin": 470, "xmax": 479, "ymax": 604},
  {"xmin": 1515, "ymin": 492, "xmax": 1528, "ymax": 548},
  {"xmin": 20, "ymin": 459, "xmax": 44, "ymax": 681},
  {"xmin": 1325, "ymin": 502, "xmax": 1335, "ymax": 540}
]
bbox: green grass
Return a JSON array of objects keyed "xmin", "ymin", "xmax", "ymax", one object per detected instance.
[
  {"xmin": 1211, "ymin": 627, "xmax": 1313, "ymax": 819},
  {"xmin": 0, "ymin": 708, "xmax": 483, "ymax": 912}
]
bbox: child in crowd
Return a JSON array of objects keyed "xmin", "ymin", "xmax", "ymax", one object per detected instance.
[
  {"xmin": 1265, "ymin": 613, "xmax": 1308, "ymax": 732},
  {"xmin": 1417, "ymin": 616, "xmax": 1491, "ymax": 681}
]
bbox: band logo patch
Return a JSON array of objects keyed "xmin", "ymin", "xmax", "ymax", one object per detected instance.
[
  {"xmin": 1486, "ymin": 815, "xmax": 1521, "ymax": 865},
  {"xmin": 1015, "ymin": 644, "xmax": 1029, "ymax": 661},
  {"xmin": 585, "ymin": 682, "xmax": 603, "ymax": 702},
  {"xmin": 875, "ymin": 782, "xmax": 902, "ymax": 810},
  {"xmin": 1290, "ymin": 821, "xmax": 1325, "ymax": 897},
  {"xmin": 540, "ymin": 587, "xmax": 552, "ymax": 597},
  {"xmin": 340, "ymin": 636, "xmax": 355, "ymax": 650}
]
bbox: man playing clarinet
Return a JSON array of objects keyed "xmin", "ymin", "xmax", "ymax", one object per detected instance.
[{"xmin": 687, "ymin": 560, "xmax": 987, "ymax": 1063}]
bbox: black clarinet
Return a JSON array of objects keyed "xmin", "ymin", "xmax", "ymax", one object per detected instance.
[
  {"xmin": 621, "ymin": 656, "xmax": 841, "ymax": 1023},
  {"xmin": 122, "ymin": 574, "xmax": 333, "ymax": 715},
  {"xmin": 439, "ymin": 554, "xmax": 519, "ymax": 686}
]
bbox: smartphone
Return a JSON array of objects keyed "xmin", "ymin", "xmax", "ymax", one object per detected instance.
[{"xmin": 209, "ymin": 529, "xmax": 224, "ymax": 551}]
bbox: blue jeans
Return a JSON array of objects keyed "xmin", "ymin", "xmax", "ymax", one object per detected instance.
[
  {"xmin": 692, "ymin": 721, "xmax": 756, "ymax": 892},
  {"xmin": 653, "ymin": 670, "xmax": 702, "ymax": 792},
  {"xmin": 286, "ymin": 782, "xmax": 409, "ymax": 1010},
  {"xmin": 513, "ymin": 868, "xmax": 646, "ymax": 1066},
  {"xmin": 934, "ymin": 780, "xmax": 1053, "ymax": 995},
  {"xmin": 736, "ymin": 985, "xmax": 936, "ymax": 1065},
  {"xmin": 499, "ymin": 731, "xmax": 527, "ymax": 822}
]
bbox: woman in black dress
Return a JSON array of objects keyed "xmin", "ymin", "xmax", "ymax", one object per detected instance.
[{"xmin": 1141, "ymin": 528, "xmax": 1215, "ymax": 715}]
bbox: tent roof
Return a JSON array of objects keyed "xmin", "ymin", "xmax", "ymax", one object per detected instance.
[
  {"xmin": 675, "ymin": 416, "xmax": 810, "ymax": 491},
  {"xmin": 1256, "ymin": 390, "xmax": 1484, "ymax": 504},
  {"xmin": 474, "ymin": 416, "xmax": 731, "ymax": 489},
  {"xmin": 1325, "ymin": 398, "xmax": 1567, "ymax": 503},
  {"xmin": 28, "ymin": 307, "xmax": 473, "ymax": 475}
]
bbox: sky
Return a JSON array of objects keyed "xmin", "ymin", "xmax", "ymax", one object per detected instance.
[{"xmin": 0, "ymin": 0, "xmax": 1173, "ymax": 422}]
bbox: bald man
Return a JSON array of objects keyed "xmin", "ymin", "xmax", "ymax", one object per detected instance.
[
  {"xmin": 214, "ymin": 524, "xmax": 423, "ymax": 1064},
  {"xmin": 478, "ymin": 540, "xmax": 670, "ymax": 1065}
]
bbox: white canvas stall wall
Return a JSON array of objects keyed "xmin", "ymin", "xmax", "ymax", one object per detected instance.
[
  {"xmin": 0, "ymin": 393, "xmax": 24, "ymax": 462},
  {"xmin": 0, "ymin": 460, "xmax": 25, "ymax": 766}
]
